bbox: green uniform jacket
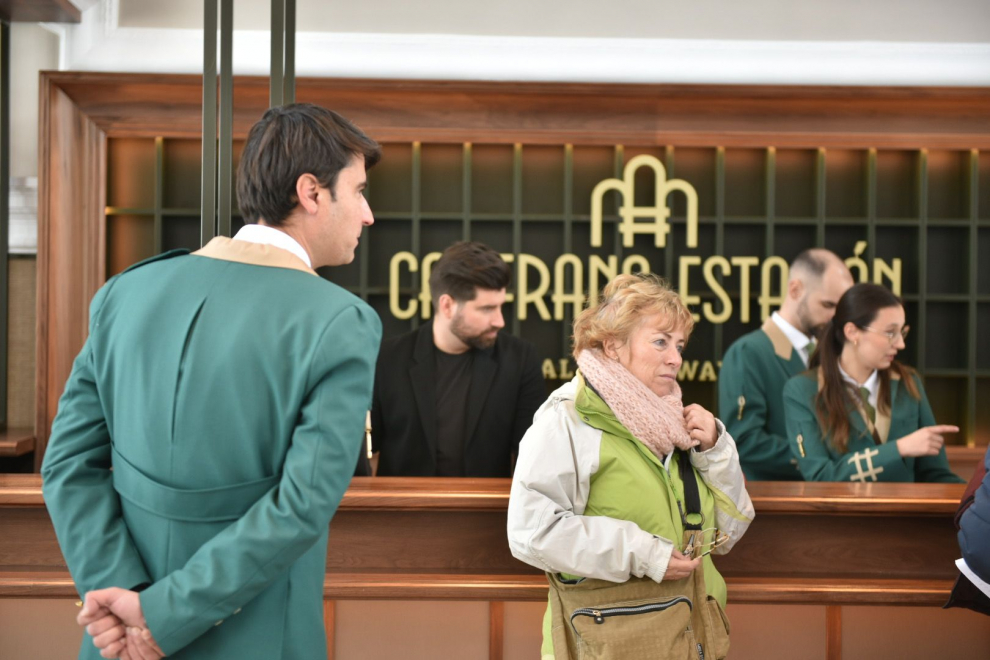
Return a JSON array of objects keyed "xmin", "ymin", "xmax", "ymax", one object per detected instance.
[
  {"xmin": 719, "ymin": 318, "xmax": 804, "ymax": 481},
  {"xmin": 783, "ymin": 369, "xmax": 963, "ymax": 483},
  {"xmin": 41, "ymin": 238, "xmax": 382, "ymax": 659}
]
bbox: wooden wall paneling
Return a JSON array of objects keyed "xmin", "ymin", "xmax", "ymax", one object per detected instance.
[
  {"xmin": 35, "ymin": 74, "xmax": 106, "ymax": 466},
  {"xmin": 489, "ymin": 601, "xmax": 503, "ymax": 660},
  {"xmin": 826, "ymin": 606, "xmax": 842, "ymax": 660},
  {"xmin": 323, "ymin": 600, "xmax": 335, "ymax": 660}
]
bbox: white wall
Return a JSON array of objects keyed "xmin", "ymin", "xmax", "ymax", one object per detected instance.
[
  {"xmin": 10, "ymin": 24, "xmax": 59, "ymax": 179},
  {"xmin": 116, "ymin": 0, "xmax": 990, "ymax": 42}
]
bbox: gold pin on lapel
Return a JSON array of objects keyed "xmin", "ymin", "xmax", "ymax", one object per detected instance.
[
  {"xmin": 796, "ymin": 434, "xmax": 806, "ymax": 458},
  {"xmin": 737, "ymin": 395, "xmax": 746, "ymax": 420}
]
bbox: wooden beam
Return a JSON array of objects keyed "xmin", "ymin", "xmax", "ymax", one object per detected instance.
[
  {"xmin": 826, "ymin": 605, "xmax": 842, "ymax": 660},
  {"xmin": 0, "ymin": 0, "xmax": 80, "ymax": 23},
  {"xmin": 0, "ymin": 428, "xmax": 33, "ymax": 457},
  {"xmin": 488, "ymin": 601, "xmax": 503, "ymax": 660},
  {"xmin": 41, "ymin": 72, "xmax": 990, "ymax": 149},
  {"xmin": 323, "ymin": 600, "xmax": 335, "ymax": 660}
]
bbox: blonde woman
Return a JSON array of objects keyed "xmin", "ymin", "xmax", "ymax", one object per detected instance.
[{"xmin": 507, "ymin": 273, "xmax": 753, "ymax": 660}]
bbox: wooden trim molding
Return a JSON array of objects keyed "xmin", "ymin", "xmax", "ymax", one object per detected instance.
[
  {"xmin": 40, "ymin": 72, "xmax": 990, "ymax": 148},
  {"xmin": 35, "ymin": 73, "xmax": 107, "ymax": 469},
  {"xmin": 323, "ymin": 600, "xmax": 335, "ymax": 660},
  {"xmin": 488, "ymin": 601, "xmax": 504, "ymax": 660},
  {"xmin": 0, "ymin": 474, "xmax": 967, "ymax": 514},
  {"xmin": 826, "ymin": 605, "xmax": 843, "ymax": 660},
  {"xmin": 0, "ymin": 428, "xmax": 34, "ymax": 457}
]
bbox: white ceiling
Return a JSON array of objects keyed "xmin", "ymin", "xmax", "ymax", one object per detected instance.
[{"xmin": 115, "ymin": 0, "xmax": 990, "ymax": 43}]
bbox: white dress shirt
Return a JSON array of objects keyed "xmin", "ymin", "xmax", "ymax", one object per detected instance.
[
  {"xmin": 771, "ymin": 312, "xmax": 814, "ymax": 367},
  {"xmin": 232, "ymin": 223, "xmax": 312, "ymax": 268}
]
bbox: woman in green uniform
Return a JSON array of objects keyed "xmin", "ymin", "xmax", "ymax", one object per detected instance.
[{"xmin": 783, "ymin": 282, "xmax": 963, "ymax": 483}]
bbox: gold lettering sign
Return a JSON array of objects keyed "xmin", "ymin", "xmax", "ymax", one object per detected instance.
[
  {"xmin": 385, "ymin": 164, "xmax": 904, "ymax": 381},
  {"xmin": 590, "ymin": 154, "xmax": 698, "ymax": 249}
]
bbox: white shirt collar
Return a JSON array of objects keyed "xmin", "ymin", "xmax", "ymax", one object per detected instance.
[
  {"xmin": 771, "ymin": 312, "xmax": 813, "ymax": 366},
  {"xmin": 838, "ymin": 363, "xmax": 879, "ymax": 408},
  {"xmin": 232, "ymin": 224, "xmax": 312, "ymax": 268}
]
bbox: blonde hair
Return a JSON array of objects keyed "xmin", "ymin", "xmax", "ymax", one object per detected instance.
[{"xmin": 572, "ymin": 273, "xmax": 695, "ymax": 357}]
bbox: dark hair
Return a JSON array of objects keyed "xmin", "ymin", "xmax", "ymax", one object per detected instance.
[
  {"xmin": 810, "ymin": 282, "xmax": 919, "ymax": 452},
  {"xmin": 236, "ymin": 103, "xmax": 381, "ymax": 226},
  {"xmin": 429, "ymin": 241, "xmax": 511, "ymax": 304}
]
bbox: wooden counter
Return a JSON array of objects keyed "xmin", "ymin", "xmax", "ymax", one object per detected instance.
[{"xmin": 0, "ymin": 475, "xmax": 965, "ymax": 607}]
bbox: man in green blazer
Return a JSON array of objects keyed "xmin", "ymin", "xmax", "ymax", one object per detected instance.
[
  {"xmin": 719, "ymin": 249, "xmax": 853, "ymax": 480},
  {"xmin": 41, "ymin": 104, "xmax": 383, "ymax": 659}
]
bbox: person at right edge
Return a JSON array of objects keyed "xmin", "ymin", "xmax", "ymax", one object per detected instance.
[
  {"xmin": 783, "ymin": 283, "xmax": 963, "ymax": 483},
  {"xmin": 507, "ymin": 273, "xmax": 754, "ymax": 660}
]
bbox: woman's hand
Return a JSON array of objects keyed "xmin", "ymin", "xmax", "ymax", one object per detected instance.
[
  {"xmin": 664, "ymin": 549, "xmax": 702, "ymax": 581},
  {"xmin": 896, "ymin": 425, "xmax": 958, "ymax": 458},
  {"xmin": 683, "ymin": 404, "xmax": 718, "ymax": 451}
]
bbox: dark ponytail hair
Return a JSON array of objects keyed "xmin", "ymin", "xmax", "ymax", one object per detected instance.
[{"xmin": 809, "ymin": 283, "xmax": 919, "ymax": 453}]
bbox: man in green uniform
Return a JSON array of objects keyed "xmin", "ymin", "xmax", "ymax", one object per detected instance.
[
  {"xmin": 718, "ymin": 249, "xmax": 853, "ymax": 480},
  {"xmin": 41, "ymin": 104, "xmax": 382, "ymax": 659}
]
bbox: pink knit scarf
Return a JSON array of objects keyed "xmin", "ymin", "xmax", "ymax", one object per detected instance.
[{"xmin": 575, "ymin": 348, "xmax": 697, "ymax": 458}]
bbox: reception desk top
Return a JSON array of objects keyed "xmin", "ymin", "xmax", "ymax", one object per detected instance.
[
  {"xmin": 0, "ymin": 474, "xmax": 964, "ymax": 513},
  {"xmin": 0, "ymin": 476, "xmax": 966, "ymax": 605}
]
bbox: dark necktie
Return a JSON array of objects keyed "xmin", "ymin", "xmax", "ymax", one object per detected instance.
[{"xmin": 858, "ymin": 387, "xmax": 876, "ymax": 425}]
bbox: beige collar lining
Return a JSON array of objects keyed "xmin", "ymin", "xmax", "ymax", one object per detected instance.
[
  {"xmin": 192, "ymin": 236, "xmax": 318, "ymax": 276},
  {"xmin": 761, "ymin": 317, "xmax": 794, "ymax": 361}
]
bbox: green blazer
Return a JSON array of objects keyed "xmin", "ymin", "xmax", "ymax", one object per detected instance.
[
  {"xmin": 41, "ymin": 238, "xmax": 382, "ymax": 659},
  {"xmin": 719, "ymin": 318, "xmax": 805, "ymax": 481},
  {"xmin": 782, "ymin": 369, "xmax": 963, "ymax": 483}
]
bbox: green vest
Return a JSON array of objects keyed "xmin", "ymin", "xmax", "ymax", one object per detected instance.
[{"xmin": 541, "ymin": 377, "xmax": 728, "ymax": 656}]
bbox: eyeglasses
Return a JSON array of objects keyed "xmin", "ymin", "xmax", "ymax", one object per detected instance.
[
  {"xmin": 683, "ymin": 528, "xmax": 731, "ymax": 558},
  {"xmin": 860, "ymin": 325, "xmax": 910, "ymax": 345}
]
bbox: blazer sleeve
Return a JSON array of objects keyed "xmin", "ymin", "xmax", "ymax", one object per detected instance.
[
  {"xmin": 138, "ymin": 304, "xmax": 382, "ymax": 655},
  {"xmin": 510, "ymin": 342, "xmax": 546, "ymax": 457},
  {"xmin": 958, "ymin": 449, "xmax": 990, "ymax": 581},
  {"xmin": 719, "ymin": 341, "xmax": 797, "ymax": 479},
  {"xmin": 910, "ymin": 377, "xmax": 965, "ymax": 483},
  {"xmin": 507, "ymin": 397, "xmax": 675, "ymax": 584},
  {"xmin": 784, "ymin": 376, "xmax": 910, "ymax": 482},
  {"xmin": 41, "ymin": 280, "xmax": 154, "ymax": 597}
]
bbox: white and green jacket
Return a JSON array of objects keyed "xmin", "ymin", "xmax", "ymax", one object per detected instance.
[{"xmin": 507, "ymin": 374, "xmax": 754, "ymax": 656}]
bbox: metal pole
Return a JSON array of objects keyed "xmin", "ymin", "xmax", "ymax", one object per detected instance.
[
  {"xmin": 269, "ymin": 0, "xmax": 284, "ymax": 107},
  {"xmin": 217, "ymin": 0, "xmax": 233, "ymax": 237},
  {"xmin": 200, "ymin": 0, "xmax": 218, "ymax": 246},
  {"xmin": 0, "ymin": 20, "xmax": 10, "ymax": 430},
  {"xmin": 283, "ymin": 0, "xmax": 296, "ymax": 104},
  {"xmin": 270, "ymin": 0, "xmax": 296, "ymax": 108}
]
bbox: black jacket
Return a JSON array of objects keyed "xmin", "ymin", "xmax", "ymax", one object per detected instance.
[{"xmin": 364, "ymin": 320, "xmax": 545, "ymax": 477}]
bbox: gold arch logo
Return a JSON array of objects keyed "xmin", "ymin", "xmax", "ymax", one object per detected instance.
[{"xmin": 590, "ymin": 154, "xmax": 699, "ymax": 249}]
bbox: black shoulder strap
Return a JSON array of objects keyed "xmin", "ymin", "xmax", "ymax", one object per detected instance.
[{"xmin": 677, "ymin": 449, "xmax": 703, "ymax": 530}]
